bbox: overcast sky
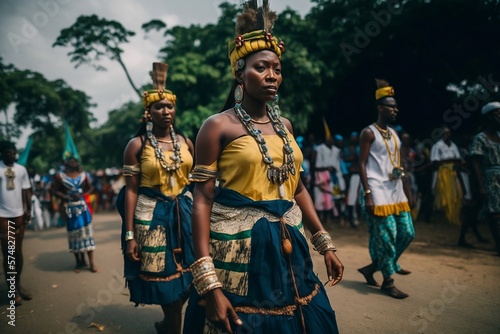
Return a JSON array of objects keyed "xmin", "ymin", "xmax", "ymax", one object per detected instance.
[{"xmin": 0, "ymin": 0, "xmax": 313, "ymax": 146}]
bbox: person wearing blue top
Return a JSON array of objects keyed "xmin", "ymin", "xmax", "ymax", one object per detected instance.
[{"xmin": 52, "ymin": 157, "xmax": 97, "ymax": 273}]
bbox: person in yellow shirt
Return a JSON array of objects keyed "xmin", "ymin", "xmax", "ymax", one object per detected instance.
[
  {"xmin": 117, "ymin": 62, "xmax": 195, "ymax": 334},
  {"xmin": 183, "ymin": 2, "xmax": 343, "ymax": 333}
]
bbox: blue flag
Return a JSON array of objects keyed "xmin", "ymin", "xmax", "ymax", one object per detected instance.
[
  {"xmin": 17, "ymin": 135, "xmax": 32, "ymax": 166},
  {"xmin": 62, "ymin": 121, "xmax": 80, "ymax": 161}
]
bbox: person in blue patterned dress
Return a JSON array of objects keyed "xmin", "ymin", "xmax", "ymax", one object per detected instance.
[{"xmin": 52, "ymin": 157, "xmax": 97, "ymax": 273}]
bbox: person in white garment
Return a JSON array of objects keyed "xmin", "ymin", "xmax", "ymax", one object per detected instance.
[
  {"xmin": 0, "ymin": 141, "xmax": 33, "ymax": 306},
  {"xmin": 357, "ymin": 79, "xmax": 415, "ymax": 299}
]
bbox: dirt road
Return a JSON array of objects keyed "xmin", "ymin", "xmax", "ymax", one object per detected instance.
[{"xmin": 1, "ymin": 212, "xmax": 498, "ymax": 334}]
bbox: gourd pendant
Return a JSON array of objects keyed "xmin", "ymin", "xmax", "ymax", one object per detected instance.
[{"xmin": 282, "ymin": 238, "xmax": 293, "ymax": 255}]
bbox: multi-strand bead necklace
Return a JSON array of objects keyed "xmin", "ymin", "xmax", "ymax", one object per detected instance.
[
  {"xmin": 233, "ymin": 100, "xmax": 296, "ymax": 198},
  {"xmin": 146, "ymin": 123, "xmax": 183, "ymax": 187}
]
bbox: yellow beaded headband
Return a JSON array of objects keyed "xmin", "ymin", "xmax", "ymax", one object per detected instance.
[
  {"xmin": 142, "ymin": 90, "xmax": 176, "ymax": 108},
  {"xmin": 228, "ymin": 30, "xmax": 284, "ymax": 76},
  {"xmin": 142, "ymin": 62, "xmax": 177, "ymax": 108},
  {"xmin": 228, "ymin": 0, "xmax": 284, "ymax": 77}
]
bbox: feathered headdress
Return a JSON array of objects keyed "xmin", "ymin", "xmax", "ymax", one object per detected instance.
[
  {"xmin": 375, "ymin": 78, "xmax": 395, "ymax": 101},
  {"xmin": 228, "ymin": 0, "xmax": 285, "ymax": 76},
  {"xmin": 142, "ymin": 62, "xmax": 177, "ymax": 108}
]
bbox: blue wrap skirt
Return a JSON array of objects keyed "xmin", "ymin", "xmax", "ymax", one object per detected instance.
[
  {"xmin": 183, "ymin": 188, "xmax": 338, "ymax": 333},
  {"xmin": 117, "ymin": 186, "xmax": 194, "ymax": 306}
]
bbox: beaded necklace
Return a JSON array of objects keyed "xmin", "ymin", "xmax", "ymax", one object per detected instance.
[
  {"xmin": 382, "ymin": 133, "xmax": 400, "ymax": 169},
  {"xmin": 373, "ymin": 124, "xmax": 404, "ymax": 179},
  {"xmin": 373, "ymin": 122, "xmax": 392, "ymax": 140},
  {"xmin": 233, "ymin": 102, "xmax": 296, "ymax": 198},
  {"xmin": 146, "ymin": 123, "xmax": 183, "ymax": 187}
]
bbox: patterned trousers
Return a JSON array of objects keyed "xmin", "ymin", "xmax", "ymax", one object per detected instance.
[{"xmin": 367, "ymin": 211, "xmax": 415, "ymax": 277}]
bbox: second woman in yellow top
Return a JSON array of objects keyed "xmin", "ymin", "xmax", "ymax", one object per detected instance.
[{"xmin": 118, "ymin": 62, "xmax": 194, "ymax": 334}]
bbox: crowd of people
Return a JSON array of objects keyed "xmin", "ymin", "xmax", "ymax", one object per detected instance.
[
  {"xmin": 0, "ymin": 146, "xmax": 125, "ymax": 304},
  {"xmin": 298, "ymin": 109, "xmax": 499, "ymax": 252},
  {"xmin": 1, "ymin": 1, "xmax": 499, "ymax": 333}
]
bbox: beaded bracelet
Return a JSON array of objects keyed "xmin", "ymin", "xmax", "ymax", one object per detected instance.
[
  {"xmin": 190, "ymin": 256, "xmax": 222, "ymax": 295},
  {"xmin": 310, "ymin": 231, "xmax": 337, "ymax": 255}
]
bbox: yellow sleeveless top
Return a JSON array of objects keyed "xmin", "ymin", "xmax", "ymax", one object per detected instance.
[
  {"xmin": 218, "ymin": 133, "xmax": 303, "ymax": 201},
  {"xmin": 140, "ymin": 143, "xmax": 193, "ymax": 196}
]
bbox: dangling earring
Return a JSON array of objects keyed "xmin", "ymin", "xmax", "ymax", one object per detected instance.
[
  {"xmin": 234, "ymin": 84, "xmax": 244, "ymax": 106},
  {"xmin": 142, "ymin": 110, "xmax": 151, "ymax": 122},
  {"xmin": 142, "ymin": 110, "xmax": 152, "ymax": 133},
  {"xmin": 146, "ymin": 120, "xmax": 153, "ymax": 133}
]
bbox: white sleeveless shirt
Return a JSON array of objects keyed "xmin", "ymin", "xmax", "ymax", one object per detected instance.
[{"xmin": 366, "ymin": 125, "xmax": 409, "ymax": 216}]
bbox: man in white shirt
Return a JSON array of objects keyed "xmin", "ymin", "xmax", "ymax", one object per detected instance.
[
  {"xmin": 358, "ymin": 80, "xmax": 415, "ymax": 299},
  {"xmin": 0, "ymin": 141, "xmax": 33, "ymax": 306}
]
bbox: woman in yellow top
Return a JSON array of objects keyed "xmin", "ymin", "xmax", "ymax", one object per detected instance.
[
  {"xmin": 184, "ymin": 2, "xmax": 343, "ymax": 333},
  {"xmin": 117, "ymin": 62, "xmax": 194, "ymax": 334}
]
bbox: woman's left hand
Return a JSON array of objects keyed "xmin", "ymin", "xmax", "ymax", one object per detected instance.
[{"xmin": 324, "ymin": 251, "xmax": 344, "ymax": 286}]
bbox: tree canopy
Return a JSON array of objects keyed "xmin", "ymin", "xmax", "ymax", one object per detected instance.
[
  {"xmin": 5, "ymin": 0, "xmax": 499, "ymax": 171},
  {"xmin": 53, "ymin": 14, "xmax": 141, "ymax": 97},
  {"xmin": 0, "ymin": 58, "xmax": 96, "ymax": 172}
]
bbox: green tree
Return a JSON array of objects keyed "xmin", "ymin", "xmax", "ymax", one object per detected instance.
[
  {"xmin": 0, "ymin": 58, "xmax": 18, "ymax": 140},
  {"xmin": 71, "ymin": 0, "xmax": 500, "ymax": 169},
  {"xmin": 2, "ymin": 63, "xmax": 96, "ymax": 171},
  {"xmin": 87, "ymin": 101, "xmax": 143, "ymax": 167},
  {"xmin": 53, "ymin": 14, "xmax": 141, "ymax": 98},
  {"xmin": 149, "ymin": 2, "xmax": 239, "ymax": 138},
  {"xmin": 308, "ymin": 0, "xmax": 500, "ymax": 138}
]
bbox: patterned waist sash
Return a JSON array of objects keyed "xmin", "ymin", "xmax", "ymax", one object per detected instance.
[
  {"xmin": 198, "ymin": 283, "xmax": 320, "ymax": 316},
  {"xmin": 209, "ymin": 198, "xmax": 303, "ymax": 296},
  {"xmin": 133, "ymin": 187, "xmax": 193, "ymax": 274}
]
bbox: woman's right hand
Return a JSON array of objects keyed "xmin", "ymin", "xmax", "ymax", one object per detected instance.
[
  {"xmin": 205, "ymin": 288, "xmax": 242, "ymax": 333},
  {"xmin": 126, "ymin": 239, "xmax": 140, "ymax": 261},
  {"xmin": 364, "ymin": 194, "xmax": 375, "ymax": 216}
]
